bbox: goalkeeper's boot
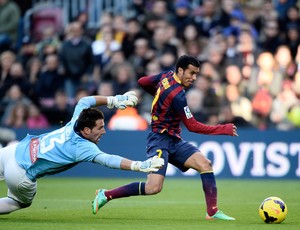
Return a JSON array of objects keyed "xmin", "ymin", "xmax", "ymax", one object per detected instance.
[
  {"xmin": 92, "ymin": 189, "xmax": 108, "ymax": 214},
  {"xmin": 206, "ymin": 210, "xmax": 236, "ymax": 220}
]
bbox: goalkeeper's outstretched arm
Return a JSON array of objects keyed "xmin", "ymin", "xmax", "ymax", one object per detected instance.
[
  {"xmin": 93, "ymin": 91, "xmax": 138, "ymax": 109},
  {"xmin": 93, "ymin": 154, "xmax": 164, "ymax": 173}
]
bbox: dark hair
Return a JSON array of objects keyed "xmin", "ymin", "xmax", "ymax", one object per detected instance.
[
  {"xmin": 76, "ymin": 108, "xmax": 104, "ymax": 130},
  {"xmin": 175, "ymin": 55, "xmax": 200, "ymax": 73}
]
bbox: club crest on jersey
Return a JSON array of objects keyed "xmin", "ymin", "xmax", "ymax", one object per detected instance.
[{"xmin": 184, "ymin": 106, "xmax": 193, "ymax": 119}]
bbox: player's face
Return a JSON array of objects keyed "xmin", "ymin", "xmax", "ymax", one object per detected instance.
[
  {"xmin": 88, "ymin": 119, "xmax": 106, "ymax": 144},
  {"xmin": 179, "ymin": 64, "xmax": 200, "ymax": 88}
]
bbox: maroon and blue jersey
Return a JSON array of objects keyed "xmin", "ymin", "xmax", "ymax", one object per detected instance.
[{"xmin": 138, "ymin": 71, "xmax": 234, "ymax": 139}]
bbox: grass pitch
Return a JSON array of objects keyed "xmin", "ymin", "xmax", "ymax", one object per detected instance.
[{"xmin": 0, "ymin": 178, "xmax": 299, "ymax": 230}]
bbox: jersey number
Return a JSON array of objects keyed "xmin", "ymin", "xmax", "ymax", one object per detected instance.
[{"xmin": 40, "ymin": 127, "xmax": 66, "ymax": 153}]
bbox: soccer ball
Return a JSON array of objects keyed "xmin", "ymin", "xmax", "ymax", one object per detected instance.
[{"xmin": 259, "ymin": 196, "xmax": 288, "ymax": 224}]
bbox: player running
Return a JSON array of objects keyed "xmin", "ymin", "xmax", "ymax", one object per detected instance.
[
  {"xmin": 0, "ymin": 91, "xmax": 164, "ymax": 214},
  {"xmin": 92, "ymin": 55, "xmax": 238, "ymax": 220}
]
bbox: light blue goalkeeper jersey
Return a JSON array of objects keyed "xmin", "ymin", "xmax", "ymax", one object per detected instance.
[{"xmin": 15, "ymin": 97, "xmax": 115, "ymax": 181}]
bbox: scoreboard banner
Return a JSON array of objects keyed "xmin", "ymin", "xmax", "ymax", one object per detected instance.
[{"xmin": 13, "ymin": 129, "xmax": 300, "ymax": 179}]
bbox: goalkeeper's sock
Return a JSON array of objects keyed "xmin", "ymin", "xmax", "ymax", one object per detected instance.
[
  {"xmin": 0, "ymin": 197, "xmax": 21, "ymax": 214},
  {"xmin": 200, "ymin": 172, "xmax": 218, "ymax": 216},
  {"xmin": 105, "ymin": 182, "xmax": 145, "ymax": 201}
]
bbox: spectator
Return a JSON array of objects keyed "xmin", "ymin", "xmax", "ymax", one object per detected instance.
[
  {"xmin": 172, "ymin": 0, "xmax": 195, "ymax": 39},
  {"xmin": 270, "ymin": 81, "xmax": 298, "ymax": 130},
  {"xmin": 251, "ymin": 87, "xmax": 273, "ymax": 130},
  {"xmin": 193, "ymin": 0, "xmax": 221, "ymax": 39},
  {"xmin": 186, "ymin": 88, "xmax": 206, "ymax": 122},
  {"xmin": 26, "ymin": 56, "xmax": 42, "ymax": 86},
  {"xmin": 60, "ymin": 22, "xmax": 94, "ymax": 99},
  {"xmin": 258, "ymin": 20, "xmax": 284, "ymax": 54},
  {"xmin": 223, "ymin": 84, "xmax": 253, "ymax": 123},
  {"xmin": 101, "ymin": 50, "xmax": 128, "ymax": 82},
  {"xmin": 223, "ymin": 9, "xmax": 258, "ymax": 40},
  {"xmin": 193, "ymin": 75, "xmax": 220, "ymax": 121},
  {"xmin": 95, "ymin": 12, "xmax": 113, "ymax": 40},
  {"xmin": 26, "ymin": 103, "xmax": 50, "ymax": 129},
  {"xmin": 0, "ymin": 62, "xmax": 31, "ymax": 99},
  {"xmin": 273, "ymin": 0, "xmax": 297, "ymax": 20},
  {"xmin": 252, "ymin": 0, "xmax": 278, "ymax": 35},
  {"xmin": 227, "ymin": 29, "xmax": 259, "ymax": 81},
  {"xmin": 92, "ymin": 25, "xmax": 121, "ymax": 71},
  {"xmin": 150, "ymin": 26, "xmax": 178, "ymax": 58},
  {"xmin": 0, "ymin": 84, "xmax": 31, "ymax": 125},
  {"xmin": 219, "ymin": 104, "xmax": 253, "ymax": 128},
  {"xmin": 112, "ymin": 15, "xmax": 127, "ymax": 45},
  {"xmin": 18, "ymin": 37, "xmax": 36, "ymax": 67},
  {"xmin": 0, "ymin": 50, "xmax": 15, "ymax": 87},
  {"xmin": 279, "ymin": 5, "xmax": 300, "ymax": 34},
  {"xmin": 181, "ymin": 23, "xmax": 202, "ymax": 46},
  {"xmin": 35, "ymin": 54, "xmax": 65, "ymax": 107},
  {"xmin": 247, "ymin": 51, "xmax": 283, "ymax": 98},
  {"xmin": 0, "ymin": 0, "xmax": 21, "ymax": 52},
  {"xmin": 159, "ymin": 51, "xmax": 177, "ymax": 71},
  {"xmin": 42, "ymin": 89, "xmax": 73, "ymax": 126},
  {"xmin": 111, "ymin": 63, "xmax": 136, "ymax": 95},
  {"xmin": 4, "ymin": 101, "xmax": 29, "ymax": 128},
  {"xmin": 218, "ymin": 0, "xmax": 237, "ymax": 29},
  {"xmin": 92, "ymin": 24, "xmax": 121, "ymax": 56},
  {"xmin": 35, "ymin": 26, "xmax": 61, "ymax": 61},
  {"xmin": 121, "ymin": 18, "xmax": 144, "ymax": 59},
  {"xmin": 284, "ymin": 22, "xmax": 300, "ymax": 59},
  {"xmin": 223, "ymin": 64, "xmax": 248, "ymax": 98},
  {"xmin": 96, "ymin": 81, "xmax": 116, "ymax": 122},
  {"xmin": 274, "ymin": 45, "xmax": 297, "ymax": 80},
  {"xmin": 129, "ymin": 37, "xmax": 155, "ymax": 78}
]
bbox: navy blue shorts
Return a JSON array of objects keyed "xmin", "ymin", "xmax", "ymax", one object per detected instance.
[{"xmin": 146, "ymin": 132, "xmax": 199, "ymax": 176}]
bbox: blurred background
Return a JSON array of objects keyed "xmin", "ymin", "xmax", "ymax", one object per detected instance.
[{"xmin": 0, "ymin": 0, "xmax": 299, "ymax": 179}]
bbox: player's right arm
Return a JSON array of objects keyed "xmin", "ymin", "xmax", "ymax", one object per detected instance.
[{"xmin": 74, "ymin": 92, "xmax": 138, "ymax": 114}]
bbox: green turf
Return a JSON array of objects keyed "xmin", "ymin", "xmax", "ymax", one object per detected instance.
[{"xmin": 0, "ymin": 178, "xmax": 299, "ymax": 230}]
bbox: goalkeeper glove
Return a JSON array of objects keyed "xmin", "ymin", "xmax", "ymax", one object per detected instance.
[
  {"xmin": 131, "ymin": 156, "xmax": 165, "ymax": 173},
  {"xmin": 107, "ymin": 91, "xmax": 138, "ymax": 109}
]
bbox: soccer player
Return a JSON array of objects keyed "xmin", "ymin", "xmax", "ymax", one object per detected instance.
[
  {"xmin": 0, "ymin": 91, "xmax": 164, "ymax": 214},
  {"xmin": 92, "ymin": 55, "xmax": 238, "ymax": 220}
]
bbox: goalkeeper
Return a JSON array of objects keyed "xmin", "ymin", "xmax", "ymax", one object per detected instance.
[{"xmin": 0, "ymin": 91, "xmax": 164, "ymax": 214}]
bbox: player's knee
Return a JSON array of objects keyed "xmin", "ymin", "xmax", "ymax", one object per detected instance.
[
  {"xmin": 145, "ymin": 183, "xmax": 163, "ymax": 195},
  {"xmin": 201, "ymin": 158, "xmax": 212, "ymax": 171}
]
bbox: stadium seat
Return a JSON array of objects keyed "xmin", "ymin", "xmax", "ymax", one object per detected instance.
[{"xmin": 23, "ymin": 3, "xmax": 64, "ymax": 42}]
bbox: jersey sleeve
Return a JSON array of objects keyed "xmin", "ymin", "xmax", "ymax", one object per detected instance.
[
  {"xmin": 172, "ymin": 93, "xmax": 234, "ymax": 136},
  {"xmin": 93, "ymin": 153, "xmax": 124, "ymax": 169},
  {"xmin": 72, "ymin": 96, "xmax": 97, "ymax": 120},
  {"xmin": 138, "ymin": 74, "xmax": 161, "ymax": 96},
  {"xmin": 75, "ymin": 140, "xmax": 102, "ymax": 162}
]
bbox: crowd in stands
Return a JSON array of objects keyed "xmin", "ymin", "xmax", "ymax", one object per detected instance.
[{"xmin": 0, "ymin": 0, "xmax": 300, "ymax": 141}]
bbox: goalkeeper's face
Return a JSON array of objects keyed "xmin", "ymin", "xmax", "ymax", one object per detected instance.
[{"xmin": 86, "ymin": 119, "xmax": 106, "ymax": 144}]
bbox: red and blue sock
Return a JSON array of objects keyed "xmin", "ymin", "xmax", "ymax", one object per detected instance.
[
  {"xmin": 104, "ymin": 182, "xmax": 146, "ymax": 201},
  {"xmin": 200, "ymin": 172, "xmax": 218, "ymax": 216}
]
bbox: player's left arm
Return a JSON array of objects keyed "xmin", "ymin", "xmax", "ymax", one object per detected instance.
[
  {"xmin": 173, "ymin": 94, "xmax": 238, "ymax": 136},
  {"xmin": 93, "ymin": 154, "xmax": 164, "ymax": 173}
]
